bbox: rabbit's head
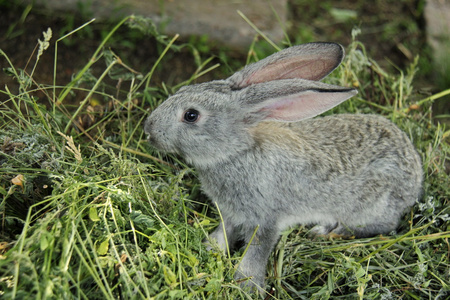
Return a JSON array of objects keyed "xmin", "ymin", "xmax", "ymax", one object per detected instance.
[
  {"xmin": 144, "ymin": 81, "xmax": 254, "ymax": 166},
  {"xmin": 145, "ymin": 42, "xmax": 357, "ymax": 168}
]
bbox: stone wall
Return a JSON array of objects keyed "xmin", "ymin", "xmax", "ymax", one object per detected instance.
[
  {"xmin": 424, "ymin": 0, "xmax": 450, "ymax": 72},
  {"xmin": 27, "ymin": 0, "xmax": 287, "ymax": 49}
]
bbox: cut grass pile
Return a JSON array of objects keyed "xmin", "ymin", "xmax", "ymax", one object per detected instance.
[{"xmin": 0, "ymin": 17, "xmax": 449, "ymax": 299}]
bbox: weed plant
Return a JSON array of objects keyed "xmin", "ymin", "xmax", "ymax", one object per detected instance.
[{"xmin": 0, "ymin": 16, "xmax": 449, "ymax": 299}]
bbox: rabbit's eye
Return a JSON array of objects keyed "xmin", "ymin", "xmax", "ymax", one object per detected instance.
[{"xmin": 183, "ymin": 109, "xmax": 200, "ymax": 123}]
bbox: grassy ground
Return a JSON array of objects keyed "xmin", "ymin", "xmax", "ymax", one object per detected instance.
[{"xmin": 1, "ymin": 10, "xmax": 449, "ymax": 300}]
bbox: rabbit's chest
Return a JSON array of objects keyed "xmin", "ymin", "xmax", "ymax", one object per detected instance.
[
  {"xmin": 197, "ymin": 159, "xmax": 302, "ymax": 220},
  {"xmin": 198, "ymin": 169, "xmax": 263, "ymax": 208}
]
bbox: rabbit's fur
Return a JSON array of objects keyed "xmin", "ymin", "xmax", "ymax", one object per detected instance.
[{"xmin": 144, "ymin": 42, "xmax": 423, "ymax": 292}]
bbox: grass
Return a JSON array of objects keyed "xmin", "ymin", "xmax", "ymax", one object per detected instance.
[{"xmin": 0, "ymin": 14, "xmax": 449, "ymax": 300}]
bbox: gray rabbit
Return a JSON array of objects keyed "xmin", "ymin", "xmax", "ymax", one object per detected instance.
[{"xmin": 144, "ymin": 42, "xmax": 423, "ymax": 292}]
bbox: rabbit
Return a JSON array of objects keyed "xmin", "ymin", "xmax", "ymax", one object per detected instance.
[{"xmin": 144, "ymin": 42, "xmax": 423, "ymax": 293}]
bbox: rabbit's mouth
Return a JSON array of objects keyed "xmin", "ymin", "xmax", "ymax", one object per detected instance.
[{"xmin": 147, "ymin": 134, "xmax": 173, "ymax": 154}]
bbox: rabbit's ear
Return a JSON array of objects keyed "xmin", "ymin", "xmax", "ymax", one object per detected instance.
[
  {"xmin": 229, "ymin": 43, "xmax": 345, "ymax": 89},
  {"xmin": 243, "ymin": 80, "xmax": 357, "ymax": 122}
]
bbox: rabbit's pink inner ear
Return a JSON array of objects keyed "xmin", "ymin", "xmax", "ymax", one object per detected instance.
[
  {"xmin": 243, "ymin": 57, "xmax": 339, "ymax": 87},
  {"xmin": 261, "ymin": 90, "xmax": 355, "ymax": 122}
]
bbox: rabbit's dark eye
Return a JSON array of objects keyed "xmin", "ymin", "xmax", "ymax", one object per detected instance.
[{"xmin": 183, "ymin": 109, "xmax": 200, "ymax": 123}]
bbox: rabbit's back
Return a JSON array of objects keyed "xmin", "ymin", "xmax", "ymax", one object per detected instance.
[
  {"xmin": 288, "ymin": 114, "xmax": 421, "ymax": 178},
  {"xmin": 250, "ymin": 114, "xmax": 422, "ymax": 185}
]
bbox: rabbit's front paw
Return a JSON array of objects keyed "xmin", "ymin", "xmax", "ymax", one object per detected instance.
[
  {"xmin": 204, "ymin": 225, "xmax": 232, "ymax": 252},
  {"xmin": 234, "ymin": 269, "xmax": 265, "ymax": 294}
]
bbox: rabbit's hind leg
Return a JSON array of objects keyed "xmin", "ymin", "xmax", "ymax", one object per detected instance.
[{"xmin": 332, "ymin": 221, "xmax": 400, "ymax": 238}]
